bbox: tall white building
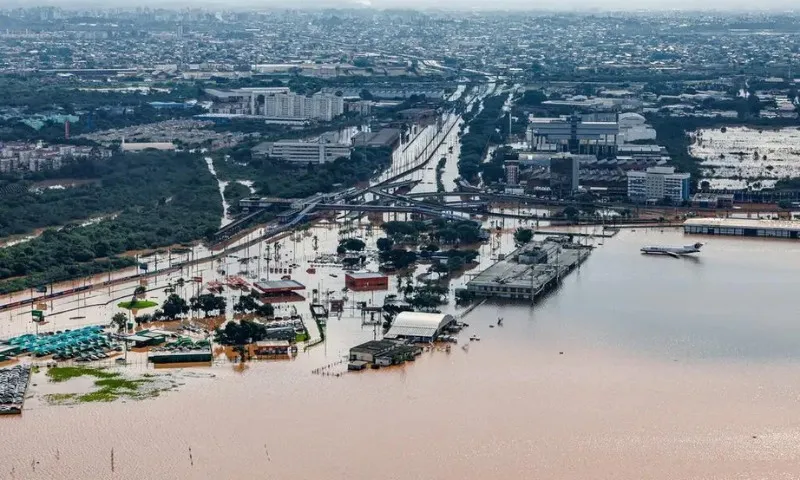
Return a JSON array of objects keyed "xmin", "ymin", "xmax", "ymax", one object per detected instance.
[
  {"xmin": 206, "ymin": 88, "xmax": 344, "ymax": 121},
  {"xmin": 627, "ymin": 166, "xmax": 690, "ymax": 204},
  {"xmin": 262, "ymin": 93, "xmax": 343, "ymax": 121}
]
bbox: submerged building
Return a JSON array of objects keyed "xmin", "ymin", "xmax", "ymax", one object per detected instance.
[
  {"xmin": 684, "ymin": 218, "xmax": 800, "ymax": 239},
  {"xmin": 383, "ymin": 312, "xmax": 456, "ymax": 342}
]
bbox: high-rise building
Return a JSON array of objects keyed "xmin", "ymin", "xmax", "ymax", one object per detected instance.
[
  {"xmin": 505, "ymin": 162, "xmax": 519, "ymax": 185},
  {"xmin": 549, "ymin": 156, "xmax": 580, "ymax": 198},
  {"xmin": 626, "ymin": 166, "xmax": 690, "ymax": 204}
]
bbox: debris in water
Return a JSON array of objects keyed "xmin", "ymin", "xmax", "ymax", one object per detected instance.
[
  {"xmin": 559, "ymin": 352, "xmax": 564, "ymax": 355},
  {"xmin": 264, "ymin": 444, "xmax": 271, "ymax": 462},
  {"xmin": 111, "ymin": 448, "xmax": 115, "ymax": 473},
  {"xmin": 189, "ymin": 446, "xmax": 194, "ymax": 466}
]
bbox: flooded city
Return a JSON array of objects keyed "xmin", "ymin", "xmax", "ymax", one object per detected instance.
[
  {"xmin": 4, "ymin": 9, "xmax": 800, "ymax": 479},
  {"xmin": 2, "ymin": 226, "xmax": 800, "ymax": 478}
]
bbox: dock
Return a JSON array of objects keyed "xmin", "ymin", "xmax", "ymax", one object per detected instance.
[{"xmin": 466, "ymin": 240, "xmax": 592, "ymax": 301}]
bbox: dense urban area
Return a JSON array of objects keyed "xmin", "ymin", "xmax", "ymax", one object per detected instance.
[{"xmin": 3, "ymin": 7, "xmax": 800, "ymax": 479}]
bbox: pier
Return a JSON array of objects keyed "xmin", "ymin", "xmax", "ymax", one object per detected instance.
[{"xmin": 466, "ymin": 240, "xmax": 592, "ymax": 302}]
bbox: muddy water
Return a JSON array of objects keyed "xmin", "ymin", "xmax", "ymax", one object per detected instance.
[{"xmin": 4, "ymin": 229, "xmax": 800, "ymax": 478}]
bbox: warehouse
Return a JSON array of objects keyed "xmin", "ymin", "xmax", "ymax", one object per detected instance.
[
  {"xmin": 383, "ymin": 312, "xmax": 455, "ymax": 342},
  {"xmin": 345, "ymin": 272, "xmax": 389, "ymax": 291},
  {"xmin": 684, "ymin": 218, "xmax": 800, "ymax": 239},
  {"xmin": 348, "ymin": 340, "xmax": 422, "ymax": 366}
]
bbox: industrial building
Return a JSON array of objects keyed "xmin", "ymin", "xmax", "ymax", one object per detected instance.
[
  {"xmin": 148, "ymin": 349, "xmax": 213, "ymax": 364},
  {"xmin": 690, "ymin": 193, "xmax": 735, "ymax": 209},
  {"xmin": 383, "ymin": 312, "xmax": 456, "ymax": 342},
  {"xmin": 627, "ymin": 166, "xmax": 690, "ymax": 204},
  {"xmin": 345, "ymin": 272, "xmax": 389, "ymax": 291},
  {"xmin": 466, "ymin": 240, "xmax": 592, "ymax": 301},
  {"xmin": 527, "ymin": 113, "xmax": 619, "ymax": 157},
  {"xmin": 684, "ymin": 218, "xmax": 800, "ymax": 239},
  {"xmin": 348, "ymin": 339, "xmax": 422, "ymax": 366},
  {"xmin": 255, "ymin": 139, "xmax": 352, "ymax": 164},
  {"xmin": 351, "ymin": 128, "xmax": 401, "ymax": 149}
]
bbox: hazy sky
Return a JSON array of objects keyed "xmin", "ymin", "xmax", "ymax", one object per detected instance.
[{"xmin": 6, "ymin": 0, "xmax": 800, "ymax": 11}]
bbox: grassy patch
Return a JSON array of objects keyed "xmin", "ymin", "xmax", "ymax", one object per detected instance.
[
  {"xmin": 45, "ymin": 366, "xmax": 161, "ymax": 404},
  {"xmin": 46, "ymin": 366, "xmax": 118, "ymax": 382},
  {"xmin": 117, "ymin": 300, "xmax": 158, "ymax": 310},
  {"xmin": 44, "ymin": 393, "xmax": 76, "ymax": 404}
]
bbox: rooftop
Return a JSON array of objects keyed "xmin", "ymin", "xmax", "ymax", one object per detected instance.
[
  {"xmin": 345, "ymin": 272, "xmax": 387, "ymax": 280},
  {"xmin": 684, "ymin": 218, "xmax": 800, "ymax": 231},
  {"xmin": 254, "ymin": 280, "xmax": 305, "ymax": 292}
]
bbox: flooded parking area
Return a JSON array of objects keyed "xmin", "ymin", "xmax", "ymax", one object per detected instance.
[{"xmin": 689, "ymin": 126, "xmax": 800, "ymax": 190}]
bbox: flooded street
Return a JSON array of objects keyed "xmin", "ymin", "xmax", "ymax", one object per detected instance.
[{"xmin": 4, "ymin": 228, "xmax": 800, "ymax": 479}]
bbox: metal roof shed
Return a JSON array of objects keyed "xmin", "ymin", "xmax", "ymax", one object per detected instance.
[{"xmin": 384, "ymin": 312, "xmax": 455, "ymax": 342}]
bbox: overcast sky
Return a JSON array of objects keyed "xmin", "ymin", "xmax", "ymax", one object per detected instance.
[{"xmin": 6, "ymin": 0, "xmax": 800, "ymax": 11}]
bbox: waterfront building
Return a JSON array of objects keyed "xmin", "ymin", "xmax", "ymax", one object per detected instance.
[
  {"xmin": 466, "ymin": 240, "xmax": 592, "ymax": 301},
  {"xmin": 383, "ymin": 312, "xmax": 455, "ymax": 342},
  {"xmin": 626, "ymin": 166, "xmax": 690, "ymax": 204},
  {"xmin": 349, "ymin": 339, "xmax": 422, "ymax": 366},
  {"xmin": 684, "ymin": 218, "xmax": 800, "ymax": 239}
]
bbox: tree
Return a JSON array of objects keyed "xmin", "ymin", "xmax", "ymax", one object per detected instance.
[
  {"xmin": 133, "ymin": 285, "xmax": 146, "ymax": 297},
  {"xmin": 191, "ymin": 294, "xmax": 227, "ymax": 317},
  {"xmin": 564, "ymin": 206, "xmax": 580, "ymax": 220},
  {"xmin": 340, "ymin": 238, "xmax": 366, "ymax": 252},
  {"xmin": 446, "ymin": 256, "xmax": 465, "ymax": 272},
  {"xmin": 161, "ymin": 293, "xmax": 189, "ymax": 320},
  {"xmin": 233, "ymin": 294, "xmax": 259, "ymax": 313},
  {"xmin": 256, "ymin": 303, "xmax": 274, "ymax": 318},
  {"xmin": 111, "ymin": 312, "xmax": 128, "ymax": 333},
  {"xmin": 376, "ymin": 237, "xmax": 394, "ymax": 252},
  {"xmin": 359, "ymin": 89, "xmax": 373, "ymax": 100},
  {"xmin": 514, "ymin": 228, "xmax": 533, "ymax": 246}
]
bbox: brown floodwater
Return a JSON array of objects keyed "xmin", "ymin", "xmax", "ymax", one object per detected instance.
[{"xmin": 4, "ymin": 226, "xmax": 800, "ymax": 479}]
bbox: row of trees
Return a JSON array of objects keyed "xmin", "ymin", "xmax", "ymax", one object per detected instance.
[
  {"xmin": 458, "ymin": 94, "xmax": 510, "ymax": 184},
  {"xmin": 380, "ymin": 219, "xmax": 483, "ymax": 245}
]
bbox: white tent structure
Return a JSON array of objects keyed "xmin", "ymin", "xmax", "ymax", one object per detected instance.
[{"xmin": 384, "ymin": 312, "xmax": 455, "ymax": 342}]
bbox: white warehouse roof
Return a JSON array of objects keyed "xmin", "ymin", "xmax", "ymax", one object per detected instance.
[{"xmin": 384, "ymin": 312, "xmax": 455, "ymax": 340}]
